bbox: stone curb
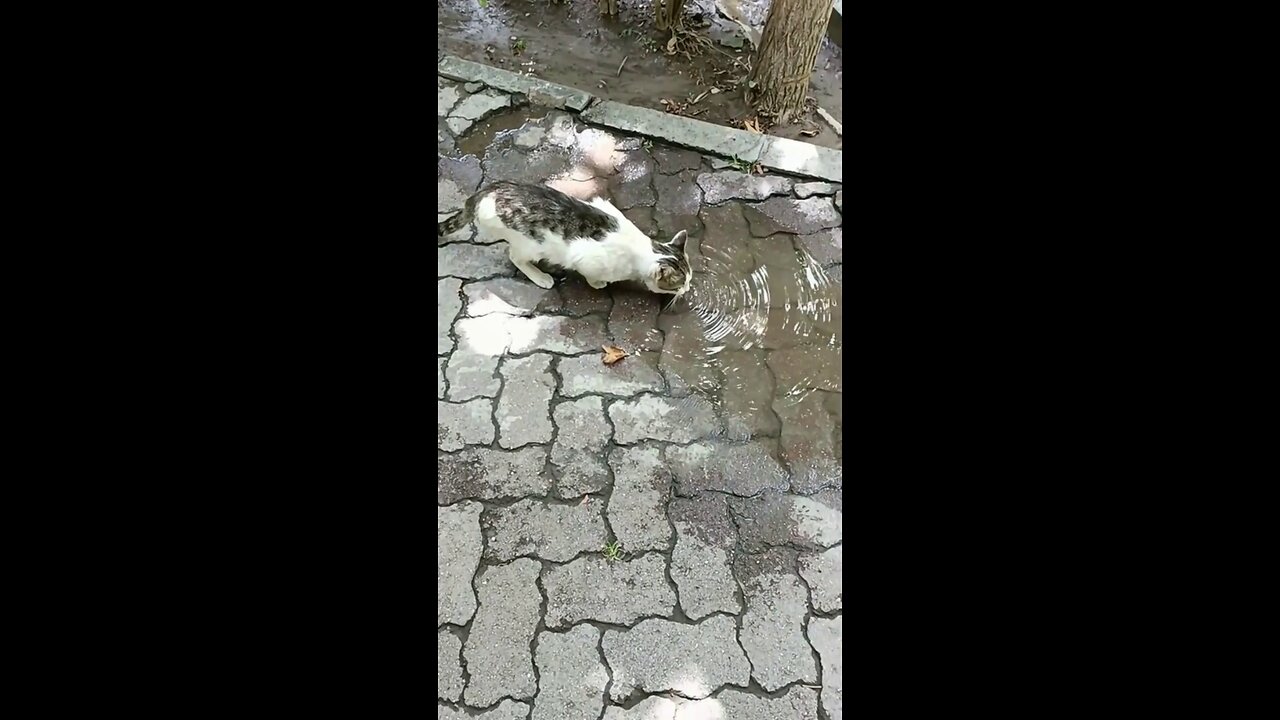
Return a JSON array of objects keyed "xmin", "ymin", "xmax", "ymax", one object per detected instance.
[
  {"xmin": 438, "ymin": 55, "xmax": 842, "ymax": 183},
  {"xmin": 439, "ymin": 56, "xmax": 592, "ymax": 112}
]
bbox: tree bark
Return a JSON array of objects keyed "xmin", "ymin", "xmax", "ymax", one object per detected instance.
[
  {"xmin": 654, "ymin": 0, "xmax": 686, "ymax": 31},
  {"xmin": 749, "ymin": 0, "xmax": 830, "ymax": 124}
]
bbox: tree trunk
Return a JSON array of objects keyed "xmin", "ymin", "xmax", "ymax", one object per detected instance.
[
  {"xmin": 749, "ymin": 0, "xmax": 830, "ymax": 124},
  {"xmin": 654, "ymin": 0, "xmax": 686, "ymax": 31}
]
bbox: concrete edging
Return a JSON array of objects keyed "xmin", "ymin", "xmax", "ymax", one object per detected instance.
[{"xmin": 438, "ymin": 55, "xmax": 841, "ymax": 183}]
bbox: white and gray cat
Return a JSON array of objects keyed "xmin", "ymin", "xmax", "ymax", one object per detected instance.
[{"xmin": 438, "ymin": 181, "xmax": 692, "ymax": 295}]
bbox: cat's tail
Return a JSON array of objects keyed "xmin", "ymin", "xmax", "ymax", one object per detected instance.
[{"xmin": 437, "ymin": 203, "xmax": 473, "ymax": 237}]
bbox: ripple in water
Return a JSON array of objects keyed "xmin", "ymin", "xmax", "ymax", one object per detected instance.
[{"xmin": 666, "ymin": 239, "xmax": 842, "ymax": 440}]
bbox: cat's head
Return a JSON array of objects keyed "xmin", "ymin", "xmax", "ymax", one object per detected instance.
[{"xmin": 645, "ymin": 230, "xmax": 692, "ymax": 295}]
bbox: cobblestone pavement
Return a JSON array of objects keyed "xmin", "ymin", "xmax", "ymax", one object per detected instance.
[{"xmin": 439, "ymin": 76, "xmax": 843, "ymax": 720}]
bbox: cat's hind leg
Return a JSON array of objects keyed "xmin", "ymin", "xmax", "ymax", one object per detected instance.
[{"xmin": 508, "ymin": 243, "xmax": 555, "ymax": 289}]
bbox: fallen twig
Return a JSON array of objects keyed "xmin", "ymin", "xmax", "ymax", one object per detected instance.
[{"xmin": 617, "ymin": 55, "xmax": 628, "ymax": 77}]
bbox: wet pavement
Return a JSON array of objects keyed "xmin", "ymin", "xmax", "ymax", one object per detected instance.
[{"xmin": 439, "ymin": 76, "xmax": 842, "ymax": 720}]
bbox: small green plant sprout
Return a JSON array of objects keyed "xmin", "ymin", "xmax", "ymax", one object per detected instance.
[{"xmin": 603, "ymin": 540, "xmax": 626, "ymax": 561}]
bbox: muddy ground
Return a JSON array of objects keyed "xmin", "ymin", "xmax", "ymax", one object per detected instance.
[{"xmin": 437, "ymin": 0, "xmax": 843, "ymax": 149}]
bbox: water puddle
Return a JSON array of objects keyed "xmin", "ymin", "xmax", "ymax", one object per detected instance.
[{"xmin": 457, "ymin": 106, "xmax": 545, "ymax": 157}]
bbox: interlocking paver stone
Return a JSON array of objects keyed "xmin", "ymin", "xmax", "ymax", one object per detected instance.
[
  {"xmin": 465, "ymin": 278, "xmax": 553, "ymax": 317},
  {"xmin": 464, "ymin": 558, "xmax": 542, "ymax": 707},
  {"xmin": 677, "ymin": 686, "xmax": 820, "ymax": 719},
  {"xmin": 438, "ymin": 446, "xmax": 551, "ymax": 504},
  {"xmin": 800, "ymin": 545, "xmax": 842, "ymax": 613},
  {"xmin": 808, "ymin": 615, "xmax": 843, "ymax": 720},
  {"xmin": 439, "ymin": 242, "xmax": 514, "ymax": 278},
  {"xmin": 794, "ymin": 181, "xmax": 838, "ymax": 198},
  {"xmin": 542, "ymin": 554, "xmax": 676, "ymax": 629},
  {"xmin": 484, "ymin": 498, "xmax": 608, "ymax": 562},
  {"xmin": 549, "ymin": 396, "xmax": 611, "ymax": 498},
  {"xmin": 439, "ymin": 278, "xmax": 463, "ymax": 353},
  {"xmin": 438, "ymin": 399, "xmax": 496, "ymax": 451},
  {"xmin": 607, "ymin": 446, "xmax": 673, "ymax": 552},
  {"xmin": 439, "ymin": 700, "xmax": 530, "ymax": 720},
  {"xmin": 669, "ymin": 494, "xmax": 741, "ymax": 619},
  {"xmin": 728, "ymin": 490, "xmax": 842, "ymax": 552},
  {"xmin": 438, "ymin": 629, "xmax": 465, "ymax": 701},
  {"xmin": 716, "ymin": 349, "xmax": 780, "ymax": 438},
  {"xmin": 697, "ymin": 171, "xmax": 793, "ymax": 204},
  {"xmin": 741, "ymin": 196, "xmax": 841, "ymax": 236},
  {"xmin": 557, "ymin": 353, "xmax": 664, "ymax": 397},
  {"xmin": 438, "ymin": 501, "xmax": 483, "ymax": 626},
  {"xmin": 608, "ymin": 395, "xmax": 719, "ymax": 444},
  {"xmin": 601, "ymin": 614, "xmax": 750, "ymax": 702},
  {"xmin": 446, "ymin": 348, "xmax": 501, "ymax": 401},
  {"xmin": 497, "ymin": 355, "xmax": 555, "ymax": 448},
  {"xmin": 735, "ymin": 548, "xmax": 818, "ymax": 691},
  {"xmin": 667, "ymin": 440, "xmax": 788, "ymax": 497},
  {"xmin": 532, "ymin": 624, "xmax": 608, "ymax": 720}
]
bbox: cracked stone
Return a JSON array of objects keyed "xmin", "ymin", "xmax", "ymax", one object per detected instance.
[
  {"xmin": 450, "ymin": 88, "xmax": 512, "ymax": 122},
  {"xmin": 608, "ymin": 289, "xmax": 664, "ymax": 352},
  {"xmin": 484, "ymin": 498, "xmax": 608, "ymax": 562},
  {"xmin": 667, "ymin": 439, "xmax": 788, "ymax": 498},
  {"xmin": 440, "ymin": 178, "xmax": 468, "ymax": 214},
  {"xmin": 463, "ymin": 558, "xmax": 542, "ymax": 707},
  {"xmin": 464, "ymin": 81, "xmax": 484, "ymax": 93},
  {"xmin": 728, "ymin": 490, "xmax": 842, "ymax": 552},
  {"xmin": 794, "ymin": 181, "xmax": 838, "ymax": 198},
  {"xmin": 795, "ymin": 228, "xmax": 843, "ymax": 268},
  {"xmin": 542, "ymin": 554, "xmax": 676, "ymax": 629},
  {"xmin": 608, "ymin": 394, "xmax": 719, "ymax": 444},
  {"xmin": 513, "ymin": 124, "xmax": 545, "ymax": 148},
  {"xmin": 717, "ymin": 349, "xmax": 780, "ymax": 438},
  {"xmin": 696, "ymin": 171, "xmax": 794, "ymax": 205},
  {"xmin": 557, "ymin": 352, "xmax": 664, "ymax": 397},
  {"xmin": 439, "ymin": 119, "xmax": 457, "ymax": 156},
  {"xmin": 653, "ymin": 172, "xmax": 703, "ymax": 217},
  {"xmin": 603, "ymin": 697, "xmax": 676, "ymax": 720},
  {"xmin": 446, "ymin": 348, "xmax": 500, "ymax": 401},
  {"xmin": 669, "ymin": 494, "xmax": 741, "ymax": 620},
  {"xmin": 657, "ymin": 312, "xmax": 720, "ymax": 396},
  {"xmin": 835, "ymin": 189, "xmax": 842, "ymax": 212},
  {"xmin": 808, "ymin": 616, "xmax": 843, "ymax": 720},
  {"xmin": 438, "ymin": 629, "xmax": 464, "ymax": 701},
  {"xmin": 438, "ymin": 501, "xmax": 483, "ymax": 626},
  {"xmin": 800, "ymin": 545, "xmax": 842, "ymax": 613},
  {"xmin": 607, "ymin": 446, "xmax": 672, "ymax": 552},
  {"xmin": 742, "ymin": 196, "xmax": 841, "ymax": 236},
  {"xmin": 439, "ymin": 278, "xmax": 462, "ymax": 353},
  {"xmin": 439, "ymin": 242, "xmax": 514, "ymax": 279},
  {"xmin": 532, "ymin": 624, "xmax": 608, "ymax": 720},
  {"xmin": 465, "ymin": 278, "xmax": 555, "ymax": 317},
  {"xmin": 437, "ymin": 357, "xmax": 446, "ymax": 399},
  {"xmin": 601, "ymin": 615, "xmax": 750, "ymax": 702},
  {"xmin": 550, "ymin": 396, "xmax": 611, "ymax": 498},
  {"xmin": 438, "ymin": 399, "xmax": 495, "ymax": 451},
  {"xmin": 497, "ymin": 355, "xmax": 554, "ymax": 449},
  {"xmin": 736, "ymin": 548, "xmax": 818, "ymax": 691},
  {"xmin": 677, "ymin": 686, "xmax": 819, "ymax": 719},
  {"xmin": 455, "ymin": 313, "xmax": 609, "ymax": 356},
  {"xmin": 652, "ymin": 146, "xmax": 703, "ymax": 173},
  {"xmin": 775, "ymin": 393, "xmax": 841, "ymax": 493},
  {"xmin": 438, "ymin": 84, "xmax": 460, "ymax": 117},
  {"xmin": 438, "ymin": 446, "xmax": 551, "ymax": 504},
  {"xmin": 607, "ymin": 149, "xmax": 655, "ymax": 209},
  {"xmin": 439, "ymin": 700, "xmax": 530, "ymax": 720}
]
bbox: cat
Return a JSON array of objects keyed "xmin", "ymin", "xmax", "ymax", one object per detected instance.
[{"xmin": 438, "ymin": 181, "xmax": 692, "ymax": 295}]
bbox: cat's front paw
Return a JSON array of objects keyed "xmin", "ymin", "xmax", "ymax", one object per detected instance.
[
  {"xmin": 587, "ymin": 279, "xmax": 608, "ymax": 289},
  {"xmin": 532, "ymin": 274, "xmax": 556, "ymax": 289}
]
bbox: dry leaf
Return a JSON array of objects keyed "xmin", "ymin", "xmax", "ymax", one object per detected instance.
[{"xmin": 602, "ymin": 345, "xmax": 628, "ymax": 365}]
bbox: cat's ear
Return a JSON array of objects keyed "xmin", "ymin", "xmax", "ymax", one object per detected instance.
[{"xmin": 667, "ymin": 230, "xmax": 688, "ymax": 252}]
